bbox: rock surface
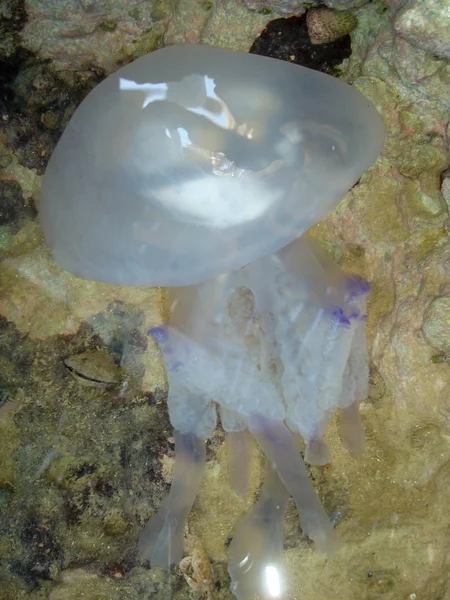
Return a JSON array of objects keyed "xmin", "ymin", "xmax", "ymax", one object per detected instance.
[
  {"xmin": 21, "ymin": 0, "xmax": 165, "ymax": 71},
  {"xmin": 394, "ymin": 0, "xmax": 450, "ymax": 60},
  {"xmin": 1, "ymin": 0, "xmax": 450, "ymax": 599}
]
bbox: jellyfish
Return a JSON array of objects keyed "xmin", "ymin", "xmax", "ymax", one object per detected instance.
[{"xmin": 39, "ymin": 44, "xmax": 384, "ymax": 599}]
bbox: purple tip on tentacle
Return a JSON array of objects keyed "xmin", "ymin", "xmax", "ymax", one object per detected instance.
[
  {"xmin": 330, "ymin": 304, "xmax": 368, "ymax": 327},
  {"xmin": 348, "ymin": 308, "xmax": 361, "ymax": 320},
  {"xmin": 344, "ymin": 275, "xmax": 371, "ymax": 300},
  {"xmin": 148, "ymin": 325, "xmax": 169, "ymax": 344},
  {"xmin": 330, "ymin": 306, "xmax": 352, "ymax": 327},
  {"xmin": 148, "ymin": 326, "xmax": 186, "ymax": 372}
]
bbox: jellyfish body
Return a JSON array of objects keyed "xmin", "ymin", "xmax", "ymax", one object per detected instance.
[
  {"xmin": 40, "ymin": 44, "xmax": 383, "ymax": 287},
  {"xmin": 139, "ymin": 234, "xmax": 370, "ymax": 598},
  {"xmin": 39, "ymin": 45, "xmax": 384, "ymax": 600}
]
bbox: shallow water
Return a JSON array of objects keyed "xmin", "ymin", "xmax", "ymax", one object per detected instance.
[{"xmin": 1, "ymin": 2, "xmax": 450, "ymax": 599}]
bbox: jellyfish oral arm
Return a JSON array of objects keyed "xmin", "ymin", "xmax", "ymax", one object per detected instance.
[
  {"xmin": 248, "ymin": 413, "xmax": 339, "ymax": 556},
  {"xmin": 138, "ymin": 431, "xmax": 206, "ymax": 567}
]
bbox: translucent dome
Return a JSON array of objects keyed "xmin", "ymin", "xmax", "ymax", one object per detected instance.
[{"xmin": 40, "ymin": 44, "xmax": 384, "ymax": 286}]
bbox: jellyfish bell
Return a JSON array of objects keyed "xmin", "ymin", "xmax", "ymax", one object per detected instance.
[{"xmin": 40, "ymin": 44, "xmax": 383, "ymax": 287}]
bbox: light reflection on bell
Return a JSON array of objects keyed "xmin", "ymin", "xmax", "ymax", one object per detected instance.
[{"xmin": 264, "ymin": 564, "xmax": 282, "ymax": 598}]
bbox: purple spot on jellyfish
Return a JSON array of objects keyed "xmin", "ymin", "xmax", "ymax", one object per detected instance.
[
  {"xmin": 347, "ymin": 308, "xmax": 361, "ymax": 320},
  {"xmin": 331, "ymin": 306, "xmax": 351, "ymax": 327},
  {"xmin": 148, "ymin": 325, "xmax": 169, "ymax": 344},
  {"xmin": 331, "ymin": 304, "xmax": 367, "ymax": 327},
  {"xmin": 345, "ymin": 275, "xmax": 371, "ymax": 300},
  {"xmin": 168, "ymin": 360, "xmax": 184, "ymax": 372},
  {"xmin": 248, "ymin": 413, "xmax": 290, "ymax": 448}
]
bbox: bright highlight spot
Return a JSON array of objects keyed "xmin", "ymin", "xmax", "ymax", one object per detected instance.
[{"xmin": 264, "ymin": 564, "xmax": 282, "ymax": 597}]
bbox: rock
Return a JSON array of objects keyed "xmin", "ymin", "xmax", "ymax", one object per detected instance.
[
  {"xmin": 422, "ymin": 297, "xmax": 450, "ymax": 353},
  {"xmin": 442, "ymin": 170, "xmax": 450, "ymax": 211},
  {"xmin": 394, "ymin": 0, "xmax": 450, "ymax": 60},
  {"xmin": 240, "ymin": 0, "xmax": 369, "ymax": 16},
  {"xmin": 21, "ymin": 0, "xmax": 166, "ymax": 71}
]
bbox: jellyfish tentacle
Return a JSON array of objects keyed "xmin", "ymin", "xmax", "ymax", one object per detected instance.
[
  {"xmin": 138, "ymin": 430, "xmax": 206, "ymax": 567},
  {"xmin": 248, "ymin": 413, "xmax": 339, "ymax": 556},
  {"xmin": 228, "ymin": 461, "xmax": 290, "ymax": 600}
]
